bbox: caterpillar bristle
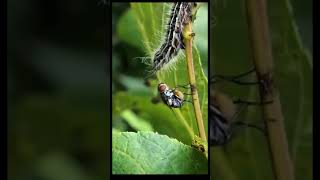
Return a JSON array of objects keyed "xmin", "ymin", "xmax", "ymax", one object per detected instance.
[{"xmin": 138, "ymin": 3, "xmax": 197, "ymax": 77}]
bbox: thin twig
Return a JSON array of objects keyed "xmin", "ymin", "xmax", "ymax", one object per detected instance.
[
  {"xmin": 245, "ymin": 0, "xmax": 295, "ymax": 180},
  {"xmin": 183, "ymin": 22, "xmax": 207, "ymax": 143}
]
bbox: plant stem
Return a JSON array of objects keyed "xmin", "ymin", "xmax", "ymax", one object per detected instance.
[
  {"xmin": 184, "ymin": 23, "xmax": 207, "ymax": 143},
  {"xmin": 245, "ymin": 0, "xmax": 295, "ymax": 180}
]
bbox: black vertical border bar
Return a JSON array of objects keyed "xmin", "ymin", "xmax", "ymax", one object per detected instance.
[
  {"xmin": 108, "ymin": 0, "xmax": 112, "ymax": 178},
  {"xmin": 207, "ymin": 0, "xmax": 211, "ymax": 178},
  {"xmin": 2, "ymin": 0, "xmax": 8, "ymax": 178},
  {"xmin": 313, "ymin": 0, "xmax": 319, "ymax": 179}
]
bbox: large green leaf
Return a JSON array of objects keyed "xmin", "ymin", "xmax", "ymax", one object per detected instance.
[
  {"xmin": 210, "ymin": 0, "xmax": 312, "ymax": 180},
  {"xmin": 112, "ymin": 131, "xmax": 208, "ymax": 174}
]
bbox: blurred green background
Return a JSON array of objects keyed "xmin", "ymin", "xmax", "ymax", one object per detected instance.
[
  {"xmin": 210, "ymin": 0, "xmax": 312, "ymax": 180},
  {"xmin": 7, "ymin": 0, "xmax": 108, "ymax": 179}
]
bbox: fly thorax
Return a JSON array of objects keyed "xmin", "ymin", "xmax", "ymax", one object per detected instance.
[{"xmin": 164, "ymin": 90, "xmax": 174, "ymax": 97}]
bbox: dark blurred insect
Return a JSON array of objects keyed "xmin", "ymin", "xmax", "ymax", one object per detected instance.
[
  {"xmin": 210, "ymin": 69, "xmax": 270, "ymax": 147},
  {"xmin": 210, "ymin": 91, "xmax": 234, "ymax": 146},
  {"xmin": 158, "ymin": 83, "xmax": 192, "ymax": 108},
  {"xmin": 98, "ymin": 0, "xmax": 109, "ymax": 6}
]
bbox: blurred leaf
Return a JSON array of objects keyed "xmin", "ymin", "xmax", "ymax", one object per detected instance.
[
  {"xmin": 8, "ymin": 95, "xmax": 108, "ymax": 179},
  {"xmin": 28, "ymin": 43, "xmax": 107, "ymax": 95},
  {"xmin": 130, "ymin": 3, "xmax": 165, "ymax": 54},
  {"xmin": 112, "ymin": 131, "xmax": 208, "ymax": 174},
  {"xmin": 268, "ymin": 0, "xmax": 312, "ymax": 179},
  {"xmin": 35, "ymin": 152, "xmax": 90, "ymax": 180},
  {"xmin": 113, "ymin": 91, "xmax": 193, "ymax": 144},
  {"xmin": 121, "ymin": 109, "xmax": 154, "ymax": 131},
  {"xmin": 117, "ymin": 9, "xmax": 144, "ymax": 49},
  {"xmin": 193, "ymin": 4, "xmax": 209, "ymax": 69},
  {"xmin": 118, "ymin": 75, "xmax": 150, "ymax": 95}
]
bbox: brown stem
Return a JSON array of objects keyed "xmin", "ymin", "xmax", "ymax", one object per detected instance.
[
  {"xmin": 245, "ymin": 0, "xmax": 295, "ymax": 180},
  {"xmin": 184, "ymin": 23, "xmax": 207, "ymax": 143}
]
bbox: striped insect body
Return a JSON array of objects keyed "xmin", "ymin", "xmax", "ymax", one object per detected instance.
[{"xmin": 148, "ymin": 3, "xmax": 197, "ymax": 76}]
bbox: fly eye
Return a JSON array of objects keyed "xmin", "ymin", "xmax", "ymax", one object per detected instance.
[{"xmin": 158, "ymin": 84, "xmax": 167, "ymax": 93}]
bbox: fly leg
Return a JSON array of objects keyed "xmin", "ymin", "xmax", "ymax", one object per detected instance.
[
  {"xmin": 174, "ymin": 83, "xmax": 197, "ymax": 96},
  {"xmin": 173, "ymin": 83, "xmax": 194, "ymax": 96},
  {"xmin": 174, "ymin": 83, "xmax": 192, "ymax": 89},
  {"xmin": 232, "ymin": 121, "xmax": 267, "ymax": 136},
  {"xmin": 230, "ymin": 99, "xmax": 269, "ymax": 136},
  {"xmin": 233, "ymin": 99, "xmax": 273, "ymax": 106},
  {"xmin": 183, "ymin": 99, "xmax": 194, "ymax": 104},
  {"xmin": 210, "ymin": 68, "xmax": 259, "ymax": 85}
]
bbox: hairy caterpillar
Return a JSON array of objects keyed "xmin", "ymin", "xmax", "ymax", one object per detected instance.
[{"xmin": 147, "ymin": 2, "xmax": 197, "ymax": 77}]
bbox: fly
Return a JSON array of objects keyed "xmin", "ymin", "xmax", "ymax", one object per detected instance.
[
  {"xmin": 210, "ymin": 68, "xmax": 271, "ymax": 147},
  {"xmin": 158, "ymin": 83, "xmax": 192, "ymax": 108}
]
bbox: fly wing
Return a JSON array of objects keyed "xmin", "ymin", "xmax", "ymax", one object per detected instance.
[{"xmin": 171, "ymin": 96, "xmax": 183, "ymax": 108}]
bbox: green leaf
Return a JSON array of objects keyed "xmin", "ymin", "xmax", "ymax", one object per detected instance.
[
  {"xmin": 117, "ymin": 9, "xmax": 144, "ymax": 50},
  {"xmin": 130, "ymin": 3, "xmax": 165, "ymax": 54},
  {"xmin": 112, "ymin": 131, "xmax": 208, "ymax": 174},
  {"xmin": 193, "ymin": 4, "xmax": 209, "ymax": 68},
  {"xmin": 118, "ymin": 75, "xmax": 150, "ymax": 95}
]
